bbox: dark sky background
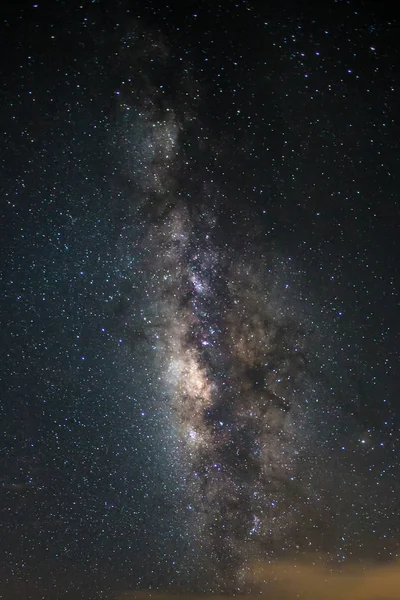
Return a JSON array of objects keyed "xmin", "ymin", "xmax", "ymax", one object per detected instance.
[{"xmin": 0, "ymin": 1, "xmax": 399, "ymax": 599}]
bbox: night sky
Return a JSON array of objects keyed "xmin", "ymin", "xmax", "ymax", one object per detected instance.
[{"xmin": 1, "ymin": 1, "xmax": 399, "ymax": 599}]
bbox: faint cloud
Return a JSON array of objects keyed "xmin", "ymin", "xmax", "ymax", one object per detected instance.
[{"xmin": 118, "ymin": 557, "xmax": 400, "ymax": 600}]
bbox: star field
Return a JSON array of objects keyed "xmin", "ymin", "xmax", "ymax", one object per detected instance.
[{"xmin": 0, "ymin": 1, "xmax": 399, "ymax": 598}]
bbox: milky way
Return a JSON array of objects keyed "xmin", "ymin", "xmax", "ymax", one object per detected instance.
[
  {"xmin": 2, "ymin": 3, "xmax": 400, "ymax": 598},
  {"xmin": 111, "ymin": 25, "xmax": 319, "ymax": 590}
]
